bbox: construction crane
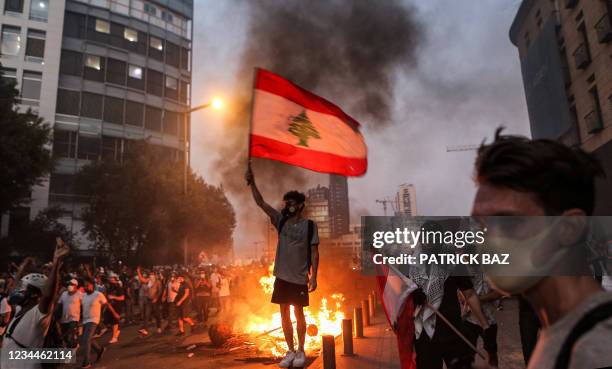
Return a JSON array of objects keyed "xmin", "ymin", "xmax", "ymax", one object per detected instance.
[
  {"xmin": 376, "ymin": 198, "xmax": 397, "ymax": 216},
  {"xmin": 446, "ymin": 144, "xmax": 480, "ymax": 152}
]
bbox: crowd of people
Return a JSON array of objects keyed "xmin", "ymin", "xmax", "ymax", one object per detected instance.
[{"xmin": 0, "ymin": 245, "xmax": 241, "ymax": 369}]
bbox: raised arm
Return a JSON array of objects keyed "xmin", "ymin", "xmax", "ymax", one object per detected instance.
[
  {"xmin": 245, "ymin": 163, "xmax": 277, "ymax": 220},
  {"xmin": 39, "ymin": 238, "xmax": 70, "ymax": 315}
]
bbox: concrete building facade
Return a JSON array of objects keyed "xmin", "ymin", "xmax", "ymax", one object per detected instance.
[
  {"xmin": 395, "ymin": 183, "xmax": 417, "ymax": 216},
  {"xmin": 510, "ymin": 0, "xmax": 612, "ymax": 214},
  {"xmin": 1, "ymin": 0, "xmax": 193, "ymax": 242}
]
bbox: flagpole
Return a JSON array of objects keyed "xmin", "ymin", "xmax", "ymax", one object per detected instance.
[{"xmin": 425, "ymin": 301, "xmax": 487, "ymax": 360}]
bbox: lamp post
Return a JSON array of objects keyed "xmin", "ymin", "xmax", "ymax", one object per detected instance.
[{"xmin": 182, "ymin": 98, "xmax": 223, "ymax": 265}]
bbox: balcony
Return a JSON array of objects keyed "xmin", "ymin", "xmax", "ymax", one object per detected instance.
[
  {"xmin": 584, "ymin": 110, "xmax": 603, "ymax": 134},
  {"xmin": 573, "ymin": 43, "xmax": 591, "ymax": 69},
  {"xmin": 595, "ymin": 13, "xmax": 612, "ymax": 43}
]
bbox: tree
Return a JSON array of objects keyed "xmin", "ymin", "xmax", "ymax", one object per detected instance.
[
  {"xmin": 0, "ymin": 66, "xmax": 53, "ymax": 213},
  {"xmin": 288, "ymin": 110, "xmax": 320, "ymax": 147},
  {"xmin": 77, "ymin": 141, "xmax": 236, "ymax": 265},
  {"xmin": 0, "ymin": 206, "xmax": 76, "ymax": 261}
]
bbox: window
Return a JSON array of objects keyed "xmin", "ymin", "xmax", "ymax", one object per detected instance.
[
  {"xmin": 53, "ymin": 129, "xmax": 77, "ymax": 158},
  {"xmin": 85, "ymin": 54, "xmax": 101, "ymax": 70},
  {"xmin": 102, "ymin": 136, "xmax": 121, "ymax": 161},
  {"xmin": 128, "ymin": 65, "xmax": 143, "ymax": 79},
  {"xmin": 80, "ymin": 92, "xmax": 103, "ymax": 119},
  {"xmin": 124, "ymin": 28, "xmax": 138, "ymax": 42},
  {"xmin": 163, "ymin": 110, "xmax": 178, "ymax": 135},
  {"xmin": 60, "ymin": 50, "xmax": 82, "ymax": 76},
  {"xmin": 165, "ymin": 41, "xmax": 179, "ymax": 67},
  {"xmin": 56, "ymin": 89, "xmax": 80, "ymax": 115},
  {"xmin": 84, "ymin": 55, "xmax": 105, "ymax": 82},
  {"xmin": 106, "ymin": 58, "xmax": 126, "ymax": 85},
  {"xmin": 1, "ymin": 26, "xmax": 21, "ymax": 56},
  {"xmin": 20, "ymin": 71, "xmax": 42, "ymax": 105},
  {"xmin": 127, "ymin": 66, "xmax": 144, "ymax": 90},
  {"xmin": 29, "ymin": 0, "xmax": 48, "ymax": 22},
  {"xmin": 77, "ymin": 134, "xmax": 100, "ymax": 160},
  {"xmin": 25, "ymin": 29, "xmax": 45, "ymax": 61},
  {"xmin": 103, "ymin": 96, "xmax": 124, "ymax": 124},
  {"xmin": 149, "ymin": 36, "xmax": 163, "ymax": 60},
  {"xmin": 180, "ymin": 47, "xmax": 190, "ymax": 70},
  {"xmin": 144, "ymin": 3, "xmax": 157, "ymax": 16},
  {"xmin": 4, "ymin": 0, "xmax": 23, "ymax": 13},
  {"xmin": 63, "ymin": 12, "xmax": 87, "ymax": 39},
  {"xmin": 95, "ymin": 19, "xmax": 110, "ymax": 34},
  {"xmin": 179, "ymin": 80, "xmax": 190, "ymax": 103},
  {"xmin": 109, "ymin": 22, "xmax": 124, "ymax": 47},
  {"xmin": 585, "ymin": 86, "xmax": 604, "ymax": 133},
  {"xmin": 49, "ymin": 174, "xmax": 76, "ymax": 195},
  {"xmin": 165, "ymin": 76, "xmax": 178, "ymax": 100},
  {"xmin": 1, "ymin": 67, "xmax": 17, "ymax": 87},
  {"xmin": 146, "ymin": 69, "xmax": 163, "ymax": 96},
  {"xmin": 125, "ymin": 100, "xmax": 144, "ymax": 126},
  {"xmin": 161, "ymin": 10, "xmax": 173, "ymax": 22},
  {"xmin": 145, "ymin": 105, "xmax": 162, "ymax": 132}
]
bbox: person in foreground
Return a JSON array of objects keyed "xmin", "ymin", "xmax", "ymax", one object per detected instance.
[
  {"xmin": 471, "ymin": 128, "xmax": 612, "ymax": 369},
  {"xmin": 1, "ymin": 238, "xmax": 70, "ymax": 369},
  {"xmin": 246, "ymin": 163, "xmax": 320, "ymax": 368}
]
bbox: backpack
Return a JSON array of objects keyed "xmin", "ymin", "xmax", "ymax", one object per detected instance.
[
  {"xmin": 278, "ymin": 217, "xmax": 315, "ymax": 272},
  {"xmin": 553, "ymin": 300, "xmax": 612, "ymax": 369}
]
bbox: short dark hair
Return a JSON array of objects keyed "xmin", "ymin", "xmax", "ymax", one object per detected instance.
[
  {"xmin": 475, "ymin": 128, "xmax": 604, "ymax": 215},
  {"xmin": 283, "ymin": 190, "xmax": 306, "ymax": 204}
]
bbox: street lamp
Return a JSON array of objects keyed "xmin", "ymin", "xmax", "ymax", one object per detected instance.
[{"xmin": 182, "ymin": 97, "xmax": 223, "ymax": 265}]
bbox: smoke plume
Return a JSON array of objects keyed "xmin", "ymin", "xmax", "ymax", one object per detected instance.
[{"xmin": 215, "ymin": 0, "xmax": 422, "ymax": 250}]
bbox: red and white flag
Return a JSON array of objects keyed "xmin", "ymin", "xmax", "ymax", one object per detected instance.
[
  {"xmin": 376, "ymin": 264, "xmax": 418, "ymax": 369},
  {"xmin": 249, "ymin": 68, "xmax": 367, "ymax": 176}
]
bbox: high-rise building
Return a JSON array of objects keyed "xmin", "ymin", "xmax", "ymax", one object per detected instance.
[
  {"xmin": 0, "ymin": 0, "xmax": 193, "ymax": 240},
  {"xmin": 395, "ymin": 183, "xmax": 417, "ymax": 216},
  {"xmin": 509, "ymin": 0, "xmax": 612, "ymax": 214},
  {"xmin": 305, "ymin": 185, "xmax": 331, "ymax": 239},
  {"xmin": 329, "ymin": 174, "xmax": 349, "ymax": 238}
]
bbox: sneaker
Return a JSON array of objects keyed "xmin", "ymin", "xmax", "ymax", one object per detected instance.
[
  {"xmin": 95, "ymin": 346, "xmax": 106, "ymax": 363},
  {"xmin": 175, "ymin": 330, "xmax": 185, "ymax": 336},
  {"xmin": 138, "ymin": 329, "xmax": 149, "ymax": 336},
  {"xmin": 279, "ymin": 351, "xmax": 296, "ymax": 368},
  {"xmin": 81, "ymin": 363, "xmax": 92, "ymax": 369},
  {"xmin": 292, "ymin": 351, "xmax": 306, "ymax": 367},
  {"xmin": 109, "ymin": 337, "xmax": 118, "ymax": 344}
]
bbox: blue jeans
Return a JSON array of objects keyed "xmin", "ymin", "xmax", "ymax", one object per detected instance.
[{"xmin": 81, "ymin": 322, "xmax": 102, "ymax": 364}]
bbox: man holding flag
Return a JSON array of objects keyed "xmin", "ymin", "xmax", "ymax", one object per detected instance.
[{"xmin": 245, "ymin": 68, "xmax": 366, "ymax": 367}]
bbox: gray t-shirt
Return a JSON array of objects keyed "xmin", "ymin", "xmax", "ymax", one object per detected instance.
[
  {"xmin": 528, "ymin": 291, "xmax": 612, "ymax": 369},
  {"xmin": 271, "ymin": 210, "xmax": 319, "ymax": 285}
]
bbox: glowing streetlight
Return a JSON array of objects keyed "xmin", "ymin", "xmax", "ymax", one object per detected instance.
[{"xmin": 211, "ymin": 97, "xmax": 224, "ymax": 110}]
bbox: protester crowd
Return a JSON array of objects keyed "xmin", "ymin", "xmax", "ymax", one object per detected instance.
[{"xmin": 0, "ymin": 246, "xmax": 250, "ymax": 369}]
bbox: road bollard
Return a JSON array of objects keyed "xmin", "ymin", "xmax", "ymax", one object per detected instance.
[
  {"xmin": 368, "ymin": 293, "xmax": 376, "ymax": 317},
  {"xmin": 322, "ymin": 334, "xmax": 336, "ymax": 369},
  {"xmin": 354, "ymin": 307, "xmax": 364, "ymax": 338},
  {"xmin": 361, "ymin": 299, "xmax": 370, "ymax": 326},
  {"xmin": 342, "ymin": 319, "xmax": 354, "ymax": 356}
]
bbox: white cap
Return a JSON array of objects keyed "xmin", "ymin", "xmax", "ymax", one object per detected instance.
[{"xmin": 21, "ymin": 273, "xmax": 47, "ymax": 291}]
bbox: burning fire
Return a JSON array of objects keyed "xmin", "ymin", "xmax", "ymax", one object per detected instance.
[{"xmin": 247, "ymin": 264, "xmax": 345, "ymax": 357}]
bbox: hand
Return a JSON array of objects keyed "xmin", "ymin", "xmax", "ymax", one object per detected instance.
[
  {"xmin": 176, "ymin": 302, "xmax": 182, "ymax": 307},
  {"xmin": 308, "ymin": 277, "xmax": 317, "ymax": 292},
  {"xmin": 53, "ymin": 240, "xmax": 70, "ymax": 261},
  {"xmin": 413, "ymin": 288, "xmax": 427, "ymax": 306},
  {"xmin": 245, "ymin": 164, "xmax": 254, "ymax": 186},
  {"xmin": 113, "ymin": 313, "xmax": 120, "ymax": 320}
]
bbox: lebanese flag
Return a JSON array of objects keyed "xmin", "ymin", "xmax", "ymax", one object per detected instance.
[
  {"xmin": 376, "ymin": 264, "xmax": 418, "ymax": 369},
  {"xmin": 249, "ymin": 68, "xmax": 367, "ymax": 176}
]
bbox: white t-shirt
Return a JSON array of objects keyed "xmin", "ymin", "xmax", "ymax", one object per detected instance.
[
  {"xmin": 58, "ymin": 291, "xmax": 83, "ymax": 323},
  {"xmin": 0, "ymin": 297, "xmax": 12, "ymax": 335},
  {"xmin": 81, "ymin": 291, "xmax": 107, "ymax": 325},
  {"xmin": 219, "ymin": 278, "xmax": 230, "ymax": 297},
  {"xmin": 210, "ymin": 273, "xmax": 221, "ymax": 294},
  {"xmin": 1, "ymin": 305, "xmax": 51, "ymax": 369},
  {"xmin": 167, "ymin": 280, "xmax": 179, "ymax": 302}
]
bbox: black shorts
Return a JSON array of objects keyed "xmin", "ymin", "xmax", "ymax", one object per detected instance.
[
  {"xmin": 271, "ymin": 278, "xmax": 309, "ymax": 307},
  {"xmin": 176, "ymin": 301, "xmax": 191, "ymax": 319}
]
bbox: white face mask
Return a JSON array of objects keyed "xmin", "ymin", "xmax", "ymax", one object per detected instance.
[
  {"xmin": 483, "ymin": 220, "xmax": 568, "ymax": 294},
  {"xmin": 67, "ymin": 285, "xmax": 77, "ymax": 292}
]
